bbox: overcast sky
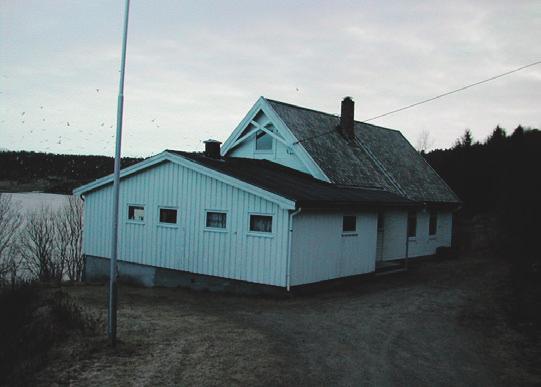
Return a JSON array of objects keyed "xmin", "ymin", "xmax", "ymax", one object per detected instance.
[{"xmin": 1, "ymin": 1, "xmax": 540, "ymax": 156}]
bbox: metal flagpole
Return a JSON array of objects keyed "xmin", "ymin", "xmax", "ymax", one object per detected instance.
[{"xmin": 109, "ymin": 0, "xmax": 130, "ymax": 346}]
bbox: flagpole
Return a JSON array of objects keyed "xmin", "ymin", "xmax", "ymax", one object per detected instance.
[{"xmin": 109, "ymin": 0, "xmax": 130, "ymax": 346}]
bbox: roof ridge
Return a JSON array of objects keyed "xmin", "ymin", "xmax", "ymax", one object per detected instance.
[{"xmin": 265, "ymin": 97, "xmax": 401, "ymax": 133}]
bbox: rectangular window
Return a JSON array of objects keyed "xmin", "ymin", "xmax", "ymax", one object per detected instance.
[
  {"xmin": 377, "ymin": 212, "xmax": 384, "ymax": 232},
  {"xmin": 249, "ymin": 214, "xmax": 272, "ymax": 233},
  {"xmin": 159, "ymin": 208, "xmax": 177, "ymax": 224},
  {"xmin": 206, "ymin": 211, "xmax": 227, "ymax": 229},
  {"xmin": 342, "ymin": 215, "xmax": 356, "ymax": 233},
  {"xmin": 128, "ymin": 205, "xmax": 144, "ymax": 222},
  {"xmin": 255, "ymin": 130, "xmax": 273, "ymax": 151},
  {"xmin": 429, "ymin": 210, "xmax": 438, "ymax": 236},
  {"xmin": 407, "ymin": 211, "xmax": 417, "ymax": 238}
]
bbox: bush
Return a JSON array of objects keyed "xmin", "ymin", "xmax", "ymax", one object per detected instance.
[{"xmin": 0, "ymin": 285, "xmax": 100, "ymax": 385}]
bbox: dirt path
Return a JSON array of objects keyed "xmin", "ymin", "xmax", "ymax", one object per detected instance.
[{"xmin": 38, "ymin": 255, "xmax": 539, "ymax": 386}]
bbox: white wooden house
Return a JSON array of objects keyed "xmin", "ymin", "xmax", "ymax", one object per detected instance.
[{"xmin": 74, "ymin": 97, "xmax": 460, "ymax": 292}]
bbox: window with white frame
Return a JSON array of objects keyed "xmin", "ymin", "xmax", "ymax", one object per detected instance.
[
  {"xmin": 128, "ymin": 205, "xmax": 145, "ymax": 222},
  {"xmin": 249, "ymin": 214, "xmax": 272, "ymax": 233},
  {"xmin": 206, "ymin": 211, "xmax": 227, "ymax": 229},
  {"xmin": 159, "ymin": 208, "xmax": 177, "ymax": 224},
  {"xmin": 429, "ymin": 210, "xmax": 438, "ymax": 236},
  {"xmin": 255, "ymin": 130, "xmax": 273, "ymax": 151}
]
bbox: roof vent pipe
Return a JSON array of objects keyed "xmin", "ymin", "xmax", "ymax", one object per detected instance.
[
  {"xmin": 340, "ymin": 96, "xmax": 355, "ymax": 140},
  {"xmin": 204, "ymin": 139, "xmax": 222, "ymax": 159}
]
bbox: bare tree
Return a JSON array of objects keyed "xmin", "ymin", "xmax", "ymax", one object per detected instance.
[
  {"xmin": 20, "ymin": 206, "xmax": 62, "ymax": 282},
  {"xmin": 0, "ymin": 194, "xmax": 22, "ymax": 286},
  {"xmin": 55, "ymin": 196, "xmax": 84, "ymax": 281},
  {"xmin": 416, "ymin": 129, "xmax": 435, "ymax": 153}
]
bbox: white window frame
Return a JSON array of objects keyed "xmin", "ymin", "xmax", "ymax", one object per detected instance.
[
  {"xmin": 127, "ymin": 204, "xmax": 145, "ymax": 224},
  {"xmin": 204, "ymin": 209, "xmax": 229, "ymax": 233},
  {"xmin": 247, "ymin": 212, "xmax": 274, "ymax": 237},
  {"xmin": 254, "ymin": 127, "xmax": 274, "ymax": 154},
  {"xmin": 158, "ymin": 206, "xmax": 178, "ymax": 228},
  {"xmin": 342, "ymin": 214, "xmax": 358, "ymax": 236}
]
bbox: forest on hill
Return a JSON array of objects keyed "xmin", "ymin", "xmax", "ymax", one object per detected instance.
[
  {"xmin": 0, "ymin": 151, "xmax": 143, "ymax": 193},
  {"xmin": 425, "ymin": 125, "xmax": 541, "ymax": 328}
]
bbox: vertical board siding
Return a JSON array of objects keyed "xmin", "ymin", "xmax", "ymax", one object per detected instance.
[
  {"xmin": 407, "ymin": 210, "xmax": 453, "ymax": 258},
  {"xmin": 83, "ymin": 161, "xmax": 289, "ymax": 286},
  {"xmin": 382, "ymin": 210, "xmax": 453, "ymax": 260},
  {"xmin": 290, "ymin": 210, "xmax": 377, "ymax": 286}
]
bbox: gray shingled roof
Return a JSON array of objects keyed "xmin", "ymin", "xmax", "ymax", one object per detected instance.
[
  {"xmin": 267, "ymin": 99, "xmax": 460, "ymax": 204},
  {"xmin": 166, "ymin": 150, "xmax": 414, "ymax": 209}
]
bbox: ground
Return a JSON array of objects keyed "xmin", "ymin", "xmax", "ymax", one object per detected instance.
[{"xmin": 36, "ymin": 254, "xmax": 540, "ymax": 386}]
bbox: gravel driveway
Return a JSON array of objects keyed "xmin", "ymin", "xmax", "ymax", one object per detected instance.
[{"xmin": 38, "ymin": 255, "xmax": 539, "ymax": 386}]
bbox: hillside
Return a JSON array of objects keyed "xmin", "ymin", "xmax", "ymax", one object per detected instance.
[{"xmin": 0, "ymin": 151, "xmax": 143, "ymax": 194}]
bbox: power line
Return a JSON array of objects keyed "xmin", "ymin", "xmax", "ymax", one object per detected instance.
[{"xmin": 294, "ymin": 60, "xmax": 541, "ymax": 144}]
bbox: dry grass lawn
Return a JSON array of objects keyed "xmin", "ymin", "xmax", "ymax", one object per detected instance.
[{"xmin": 35, "ymin": 255, "xmax": 540, "ymax": 386}]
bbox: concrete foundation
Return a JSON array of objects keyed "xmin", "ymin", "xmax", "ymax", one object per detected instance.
[{"xmin": 83, "ymin": 255, "xmax": 286, "ymax": 296}]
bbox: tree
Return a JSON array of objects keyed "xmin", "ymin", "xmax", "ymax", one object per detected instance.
[
  {"xmin": 485, "ymin": 125, "xmax": 507, "ymax": 146},
  {"xmin": 20, "ymin": 206, "xmax": 62, "ymax": 282},
  {"xmin": 415, "ymin": 129, "xmax": 435, "ymax": 153},
  {"xmin": 55, "ymin": 196, "xmax": 84, "ymax": 281},
  {"xmin": 0, "ymin": 194, "xmax": 22, "ymax": 286},
  {"xmin": 454, "ymin": 129, "xmax": 473, "ymax": 149},
  {"xmin": 511, "ymin": 125, "xmax": 525, "ymax": 139}
]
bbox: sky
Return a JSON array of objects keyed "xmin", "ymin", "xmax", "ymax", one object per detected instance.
[{"xmin": 1, "ymin": 0, "xmax": 540, "ymax": 157}]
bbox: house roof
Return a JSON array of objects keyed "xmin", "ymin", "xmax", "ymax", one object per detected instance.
[
  {"xmin": 165, "ymin": 150, "xmax": 415, "ymax": 209},
  {"xmin": 266, "ymin": 99, "xmax": 460, "ymax": 204}
]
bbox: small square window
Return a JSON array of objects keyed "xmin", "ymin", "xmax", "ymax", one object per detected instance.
[
  {"xmin": 342, "ymin": 215, "xmax": 356, "ymax": 233},
  {"xmin": 249, "ymin": 215, "xmax": 272, "ymax": 233},
  {"xmin": 407, "ymin": 211, "xmax": 417, "ymax": 238},
  {"xmin": 206, "ymin": 211, "xmax": 227, "ymax": 229},
  {"xmin": 128, "ymin": 205, "xmax": 144, "ymax": 222},
  {"xmin": 429, "ymin": 210, "xmax": 438, "ymax": 236},
  {"xmin": 159, "ymin": 208, "xmax": 177, "ymax": 224}
]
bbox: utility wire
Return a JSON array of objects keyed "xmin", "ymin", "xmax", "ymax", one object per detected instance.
[{"xmin": 294, "ymin": 60, "xmax": 541, "ymax": 144}]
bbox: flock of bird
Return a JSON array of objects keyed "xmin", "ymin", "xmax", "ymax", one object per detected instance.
[{"xmin": 3, "ymin": 87, "xmax": 207, "ymax": 154}]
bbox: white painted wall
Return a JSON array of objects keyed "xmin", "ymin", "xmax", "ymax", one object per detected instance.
[
  {"xmin": 226, "ymin": 109, "xmax": 310, "ymax": 174},
  {"xmin": 407, "ymin": 210, "xmax": 453, "ymax": 258},
  {"xmin": 229, "ymin": 135, "xmax": 310, "ymax": 174},
  {"xmin": 381, "ymin": 209, "xmax": 453, "ymax": 260},
  {"xmin": 82, "ymin": 161, "xmax": 290, "ymax": 286},
  {"xmin": 289, "ymin": 210, "xmax": 377, "ymax": 286}
]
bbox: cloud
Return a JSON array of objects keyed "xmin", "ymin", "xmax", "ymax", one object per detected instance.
[{"xmin": 1, "ymin": 0, "xmax": 540, "ymax": 155}]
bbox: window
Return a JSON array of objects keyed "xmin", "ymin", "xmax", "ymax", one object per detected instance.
[
  {"xmin": 429, "ymin": 210, "xmax": 438, "ymax": 236},
  {"xmin": 255, "ymin": 130, "xmax": 273, "ymax": 151},
  {"xmin": 249, "ymin": 214, "xmax": 272, "ymax": 233},
  {"xmin": 342, "ymin": 215, "xmax": 356, "ymax": 233},
  {"xmin": 407, "ymin": 211, "xmax": 417, "ymax": 238},
  {"xmin": 128, "ymin": 205, "xmax": 144, "ymax": 222},
  {"xmin": 377, "ymin": 212, "xmax": 384, "ymax": 232},
  {"xmin": 206, "ymin": 211, "xmax": 227, "ymax": 229},
  {"xmin": 159, "ymin": 208, "xmax": 177, "ymax": 224}
]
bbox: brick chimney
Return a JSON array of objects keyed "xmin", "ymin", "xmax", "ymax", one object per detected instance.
[
  {"xmin": 340, "ymin": 97, "xmax": 355, "ymax": 140},
  {"xmin": 204, "ymin": 139, "xmax": 222, "ymax": 159}
]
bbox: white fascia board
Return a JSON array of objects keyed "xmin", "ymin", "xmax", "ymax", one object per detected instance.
[
  {"xmin": 73, "ymin": 150, "xmax": 296, "ymax": 210},
  {"xmin": 72, "ymin": 151, "xmax": 172, "ymax": 195},
  {"xmin": 259, "ymin": 98, "xmax": 331, "ymax": 183},
  {"xmin": 221, "ymin": 97, "xmax": 266, "ymax": 155},
  {"xmin": 166, "ymin": 153, "xmax": 296, "ymax": 210},
  {"xmin": 221, "ymin": 97, "xmax": 331, "ymax": 183}
]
